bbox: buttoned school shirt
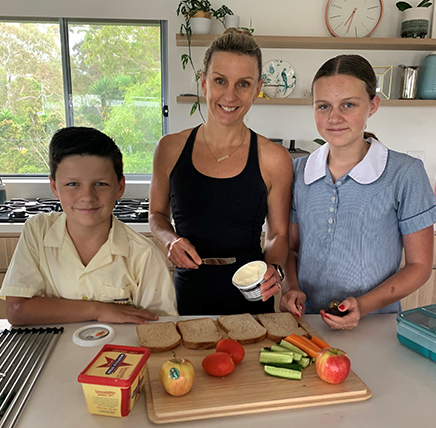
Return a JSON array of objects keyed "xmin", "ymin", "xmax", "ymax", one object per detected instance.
[
  {"xmin": 291, "ymin": 138, "xmax": 436, "ymax": 314},
  {"xmin": 0, "ymin": 212, "xmax": 178, "ymax": 316}
]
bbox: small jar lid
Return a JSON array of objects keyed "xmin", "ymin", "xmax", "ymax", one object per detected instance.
[{"xmin": 72, "ymin": 324, "xmax": 115, "ymax": 347}]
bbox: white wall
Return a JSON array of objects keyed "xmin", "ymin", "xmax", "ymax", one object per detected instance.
[{"xmin": 2, "ymin": 0, "xmax": 436, "ymax": 193}]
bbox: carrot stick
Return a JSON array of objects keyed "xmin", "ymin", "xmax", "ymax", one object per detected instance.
[
  {"xmin": 284, "ymin": 334, "xmax": 321, "ymax": 359},
  {"xmin": 311, "ymin": 336, "xmax": 331, "ymax": 350}
]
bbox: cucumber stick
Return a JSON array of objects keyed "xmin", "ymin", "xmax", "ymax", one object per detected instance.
[
  {"xmin": 279, "ymin": 339, "xmax": 308, "ymax": 357},
  {"xmin": 259, "ymin": 351, "xmax": 293, "ymax": 364},
  {"xmin": 262, "ymin": 361, "xmax": 302, "ymax": 371},
  {"xmin": 297, "ymin": 357, "xmax": 311, "ymax": 369},
  {"xmin": 264, "ymin": 365, "xmax": 302, "ymax": 380},
  {"xmin": 270, "ymin": 344, "xmax": 294, "ymax": 353}
]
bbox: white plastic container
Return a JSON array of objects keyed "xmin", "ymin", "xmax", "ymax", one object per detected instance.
[{"xmin": 232, "ymin": 261, "xmax": 267, "ymax": 301}]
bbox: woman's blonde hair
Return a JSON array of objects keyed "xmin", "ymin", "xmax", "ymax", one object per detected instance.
[{"xmin": 203, "ymin": 28, "xmax": 262, "ymax": 79}]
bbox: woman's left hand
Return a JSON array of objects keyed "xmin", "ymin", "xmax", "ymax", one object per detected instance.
[
  {"xmin": 260, "ymin": 265, "xmax": 283, "ymax": 302},
  {"xmin": 319, "ymin": 297, "xmax": 361, "ymax": 330}
]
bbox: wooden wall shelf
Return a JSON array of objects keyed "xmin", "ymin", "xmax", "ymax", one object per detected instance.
[
  {"xmin": 177, "ymin": 96, "xmax": 436, "ymax": 107},
  {"xmin": 176, "ymin": 34, "xmax": 436, "ymax": 51}
]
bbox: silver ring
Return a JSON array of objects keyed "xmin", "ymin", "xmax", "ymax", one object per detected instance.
[{"xmin": 341, "ymin": 324, "xmax": 346, "ymax": 330}]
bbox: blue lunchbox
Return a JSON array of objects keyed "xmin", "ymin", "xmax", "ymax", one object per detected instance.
[{"xmin": 396, "ymin": 304, "xmax": 436, "ymax": 362}]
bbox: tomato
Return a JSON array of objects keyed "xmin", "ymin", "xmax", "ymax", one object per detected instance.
[
  {"xmin": 202, "ymin": 352, "xmax": 235, "ymax": 377},
  {"xmin": 216, "ymin": 339, "xmax": 245, "ymax": 364}
]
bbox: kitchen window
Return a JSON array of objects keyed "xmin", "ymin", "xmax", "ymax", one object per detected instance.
[{"xmin": 0, "ymin": 17, "xmax": 168, "ymax": 179}]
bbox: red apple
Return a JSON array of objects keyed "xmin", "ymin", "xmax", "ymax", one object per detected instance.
[
  {"xmin": 160, "ymin": 354, "xmax": 195, "ymax": 396},
  {"xmin": 315, "ymin": 348, "xmax": 351, "ymax": 384}
]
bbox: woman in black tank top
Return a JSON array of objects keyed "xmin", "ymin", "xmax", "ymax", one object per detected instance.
[{"xmin": 149, "ymin": 29, "xmax": 293, "ymax": 315}]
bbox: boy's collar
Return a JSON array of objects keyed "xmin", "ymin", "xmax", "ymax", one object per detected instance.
[
  {"xmin": 304, "ymin": 138, "xmax": 388, "ymax": 185},
  {"xmin": 44, "ymin": 214, "xmax": 129, "ymax": 258}
]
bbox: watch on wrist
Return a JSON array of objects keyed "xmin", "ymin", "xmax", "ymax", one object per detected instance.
[{"xmin": 272, "ymin": 264, "xmax": 284, "ymax": 281}]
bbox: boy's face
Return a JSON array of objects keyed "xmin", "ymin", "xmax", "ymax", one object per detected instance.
[{"xmin": 49, "ymin": 155, "xmax": 125, "ymax": 233}]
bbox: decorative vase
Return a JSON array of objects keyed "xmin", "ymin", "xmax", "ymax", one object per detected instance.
[
  {"xmin": 400, "ymin": 8, "xmax": 431, "ymax": 38},
  {"xmin": 224, "ymin": 14, "xmax": 240, "ymax": 29},
  {"xmin": 417, "ymin": 52, "xmax": 436, "ymax": 100},
  {"xmin": 190, "ymin": 11, "xmax": 211, "ymax": 34},
  {"xmin": 399, "ymin": 65, "xmax": 420, "ymax": 99}
]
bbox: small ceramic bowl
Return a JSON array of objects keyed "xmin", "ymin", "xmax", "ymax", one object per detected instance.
[{"xmin": 232, "ymin": 261, "xmax": 267, "ymax": 301}]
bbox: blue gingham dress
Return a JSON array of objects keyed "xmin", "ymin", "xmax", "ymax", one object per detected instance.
[{"xmin": 291, "ymin": 138, "xmax": 436, "ymax": 314}]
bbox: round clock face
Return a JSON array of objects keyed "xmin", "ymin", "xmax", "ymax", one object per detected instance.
[{"xmin": 326, "ymin": 0, "xmax": 384, "ymax": 38}]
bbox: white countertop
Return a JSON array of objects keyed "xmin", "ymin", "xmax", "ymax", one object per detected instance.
[{"xmin": 3, "ymin": 314, "xmax": 435, "ymax": 428}]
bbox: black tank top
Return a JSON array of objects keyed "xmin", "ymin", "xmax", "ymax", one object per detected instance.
[
  {"xmin": 170, "ymin": 125, "xmax": 268, "ymax": 258},
  {"xmin": 169, "ymin": 125, "xmax": 273, "ymax": 315}
]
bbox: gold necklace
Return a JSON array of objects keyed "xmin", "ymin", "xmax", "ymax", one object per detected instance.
[{"xmin": 202, "ymin": 125, "xmax": 247, "ymax": 163}]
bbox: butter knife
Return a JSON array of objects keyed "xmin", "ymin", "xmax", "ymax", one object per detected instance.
[{"xmin": 201, "ymin": 257, "xmax": 236, "ymax": 266}]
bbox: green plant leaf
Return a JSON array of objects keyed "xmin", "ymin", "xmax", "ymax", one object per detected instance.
[
  {"xmin": 190, "ymin": 101, "xmax": 199, "ymax": 116},
  {"xmin": 396, "ymin": 1, "xmax": 413, "ymax": 10},
  {"xmin": 181, "ymin": 54, "xmax": 189, "ymax": 70}
]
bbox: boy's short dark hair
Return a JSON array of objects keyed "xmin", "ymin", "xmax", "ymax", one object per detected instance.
[{"xmin": 49, "ymin": 127, "xmax": 123, "ymax": 180}]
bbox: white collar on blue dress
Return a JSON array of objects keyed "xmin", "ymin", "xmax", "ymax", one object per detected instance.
[{"xmin": 304, "ymin": 137, "xmax": 388, "ymax": 185}]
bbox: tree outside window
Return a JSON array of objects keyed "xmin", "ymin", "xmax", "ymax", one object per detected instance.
[{"xmin": 0, "ymin": 19, "xmax": 164, "ymax": 175}]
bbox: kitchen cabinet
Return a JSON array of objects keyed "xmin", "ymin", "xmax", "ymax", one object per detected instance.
[
  {"xmin": 176, "ymin": 34, "xmax": 436, "ymax": 107},
  {"xmin": 1, "ymin": 231, "xmax": 435, "ymax": 311}
]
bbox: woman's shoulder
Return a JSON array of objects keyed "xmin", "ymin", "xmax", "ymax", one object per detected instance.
[
  {"xmin": 157, "ymin": 127, "xmax": 195, "ymax": 152},
  {"xmin": 257, "ymin": 134, "xmax": 293, "ymax": 165},
  {"xmin": 153, "ymin": 127, "xmax": 197, "ymax": 171}
]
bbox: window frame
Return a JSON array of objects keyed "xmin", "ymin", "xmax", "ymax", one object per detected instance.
[{"xmin": 0, "ymin": 16, "xmax": 169, "ymax": 184}]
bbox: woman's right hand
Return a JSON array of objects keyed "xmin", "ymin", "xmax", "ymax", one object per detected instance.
[
  {"xmin": 280, "ymin": 290, "xmax": 306, "ymax": 318},
  {"xmin": 168, "ymin": 237, "xmax": 202, "ymax": 269}
]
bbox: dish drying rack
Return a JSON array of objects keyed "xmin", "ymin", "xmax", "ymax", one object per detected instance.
[{"xmin": 0, "ymin": 327, "xmax": 63, "ymax": 428}]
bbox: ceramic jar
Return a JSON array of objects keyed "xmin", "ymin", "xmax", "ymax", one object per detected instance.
[
  {"xmin": 400, "ymin": 7, "xmax": 431, "ymax": 38},
  {"xmin": 224, "ymin": 14, "xmax": 240, "ymax": 29},
  {"xmin": 417, "ymin": 52, "xmax": 436, "ymax": 100},
  {"xmin": 190, "ymin": 11, "xmax": 211, "ymax": 34}
]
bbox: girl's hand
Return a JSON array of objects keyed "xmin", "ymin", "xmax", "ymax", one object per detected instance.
[
  {"xmin": 320, "ymin": 297, "xmax": 361, "ymax": 330},
  {"xmin": 260, "ymin": 265, "xmax": 283, "ymax": 301},
  {"xmin": 167, "ymin": 237, "xmax": 202, "ymax": 269},
  {"xmin": 279, "ymin": 290, "xmax": 306, "ymax": 318}
]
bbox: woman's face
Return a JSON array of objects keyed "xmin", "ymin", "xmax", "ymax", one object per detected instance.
[
  {"xmin": 201, "ymin": 51, "xmax": 262, "ymax": 126},
  {"xmin": 312, "ymin": 74, "xmax": 380, "ymax": 149}
]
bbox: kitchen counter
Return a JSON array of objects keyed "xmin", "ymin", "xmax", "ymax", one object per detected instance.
[{"xmin": 2, "ymin": 314, "xmax": 435, "ymax": 428}]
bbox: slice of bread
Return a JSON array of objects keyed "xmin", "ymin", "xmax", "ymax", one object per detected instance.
[
  {"xmin": 176, "ymin": 318, "xmax": 223, "ymax": 350},
  {"xmin": 136, "ymin": 322, "xmax": 181, "ymax": 353},
  {"xmin": 257, "ymin": 312, "xmax": 308, "ymax": 342},
  {"xmin": 217, "ymin": 313, "xmax": 267, "ymax": 345}
]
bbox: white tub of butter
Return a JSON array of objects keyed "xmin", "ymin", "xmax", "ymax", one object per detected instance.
[{"xmin": 232, "ymin": 261, "xmax": 267, "ymax": 301}]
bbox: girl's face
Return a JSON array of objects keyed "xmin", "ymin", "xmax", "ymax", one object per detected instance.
[
  {"xmin": 201, "ymin": 51, "xmax": 263, "ymax": 126},
  {"xmin": 313, "ymin": 74, "xmax": 380, "ymax": 150}
]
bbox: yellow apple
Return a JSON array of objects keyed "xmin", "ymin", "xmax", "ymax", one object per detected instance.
[{"xmin": 159, "ymin": 354, "xmax": 195, "ymax": 396}]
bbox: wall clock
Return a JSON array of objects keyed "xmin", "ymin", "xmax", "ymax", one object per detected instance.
[{"xmin": 325, "ymin": 0, "xmax": 384, "ymax": 38}]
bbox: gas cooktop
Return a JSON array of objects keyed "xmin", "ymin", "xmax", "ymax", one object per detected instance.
[{"xmin": 0, "ymin": 198, "xmax": 149, "ymax": 223}]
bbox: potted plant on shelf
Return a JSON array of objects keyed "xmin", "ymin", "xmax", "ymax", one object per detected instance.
[
  {"xmin": 212, "ymin": 5, "xmax": 239, "ymax": 29},
  {"xmin": 396, "ymin": 0, "xmax": 433, "ymax": 38},
  {"xmin": 177, "ymin": 0, "xmax": 213, "ymax": 35},
  {"xmin": 177, "ymin": 0, "xmax": 214, "ymax": 120}
]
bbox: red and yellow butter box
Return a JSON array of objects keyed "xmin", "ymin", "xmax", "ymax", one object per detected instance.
[{"xmin": 78, "ymin": 344, "xmax": 150, "ymax": 417}]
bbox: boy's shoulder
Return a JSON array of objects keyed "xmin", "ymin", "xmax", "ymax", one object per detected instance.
[
  {"xmin": 24, "ymin": 211, "xmax": 66, "ymax": 234},
  {"xmin": 113, "ymin": 218, "xmax": 161, "ymax": 251}
]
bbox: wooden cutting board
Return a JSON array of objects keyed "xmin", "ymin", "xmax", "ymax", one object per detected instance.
[{"xmin": 144, "ymin": 317, "xmax": 371, "ymax": 424}]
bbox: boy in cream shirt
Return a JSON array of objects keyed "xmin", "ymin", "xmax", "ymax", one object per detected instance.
[{"xmin": 0, "ymin": 127, "xmax": 177, "ymax": 325}]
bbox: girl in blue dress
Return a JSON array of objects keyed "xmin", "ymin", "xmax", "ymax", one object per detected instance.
[{"xmin": 281, "ymin": 54, "xmax": 436, "ymax": 330}]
